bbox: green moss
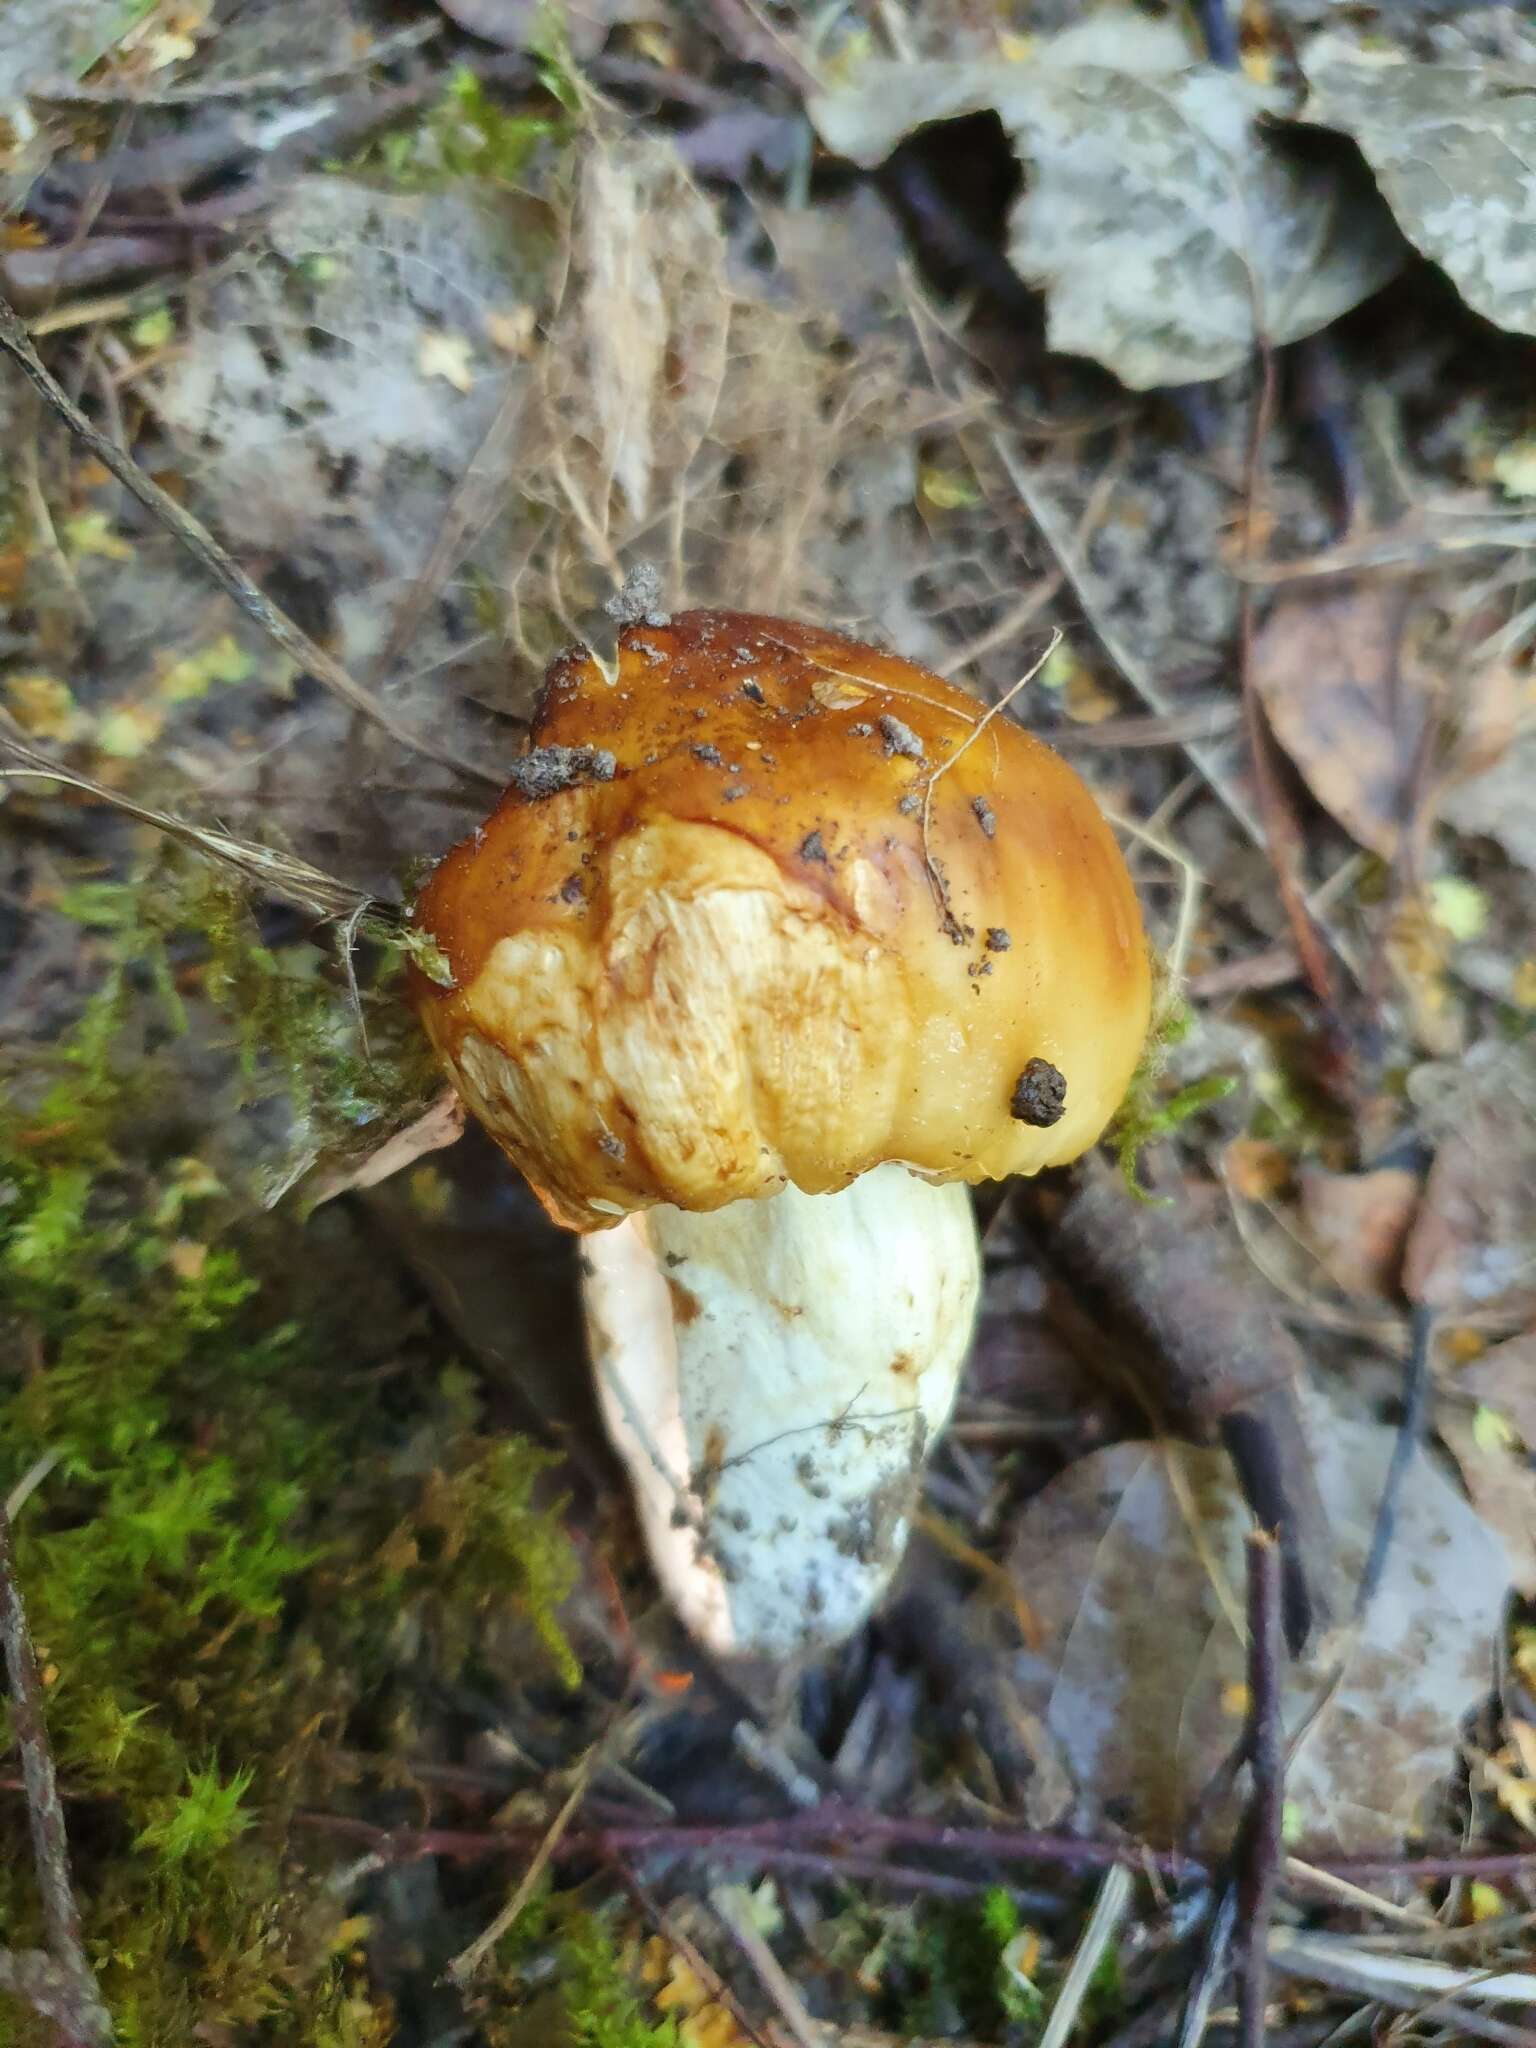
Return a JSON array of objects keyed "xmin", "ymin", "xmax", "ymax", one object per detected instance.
[
  {"xmin": 355, "ymin": 66, "xmax": 570, "ymax": 191},
  {"xmin": 1109, "ymin": 998, "xmax": 1237, "ymax": 1200},
  {"xmin": 0, "ymin": 861, "xmax": 580, "ymax": 2042},
  {"xmin": 478, "ymin": 1899, "xmax": 679, "ymax": 2048}
]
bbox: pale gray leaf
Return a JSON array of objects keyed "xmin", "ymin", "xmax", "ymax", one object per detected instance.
[
  {"xmin": 1300, "ymin": 33, "xmax": 1536, "ymax": 338},
  {"xmin": 810, "ymin": 15, "xmax": 1401, "ymax": 388},
  {"xmin": 1004, "ymin": 22, "xmax": 1405, "ymax": 387}
]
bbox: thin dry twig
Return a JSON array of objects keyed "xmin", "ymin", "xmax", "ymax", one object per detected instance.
[
  {"xmin": 1355, "ymin": 1303, "xmax": 1437, "ymax": 1620},
  {"xmin": 0, "ymin": 291, "xmax": 498, "ymax": 789},
  {"xmin": 28, "ymin": 19, "xmax": 440, "ymax": 103},
  {"xmin": 611, "ymin": 1863, "xmax": 776, "ymax": 2048},
  {"xmin": 1235, "ymin": 337, "xmax": 1360, "ymax": 1072},
  {"xmin": 0, "ymin": 722, "xmax": 391, "ymax": 928},
  {"xmin": 447, "ymin": 1746, "xmax": 605, "ymax": 1985},
  {"xmin": 295, "ymin": 1800, "xmax": 1202, "ymax": 1880},
  {"xmin": 0, "ymin": 1506, "xmax": 111, "ymax": 2048},
  {"xmin": 1038, "ymin": 1864, "xmax": 1134, "ymax": 2048},
  {"xmin": 918, "ymin": 627, "xmax": 1061, "ymax": 940},
  {"xmin": 712, "ymin": 1883, "xmax": 823, "ymax": 2048},
  {"xmin": 1176, "ymin": 1885, "xmax": 1239, "ymax": 2048},
  {"xmin": 1237, "ymin": 1531, "xmax": 1285, "ymax": 2048}
]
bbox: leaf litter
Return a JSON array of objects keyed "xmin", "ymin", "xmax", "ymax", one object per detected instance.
[{"xmin": 810, "ymin": 13, "xmax": 1403, "ymax": 388}]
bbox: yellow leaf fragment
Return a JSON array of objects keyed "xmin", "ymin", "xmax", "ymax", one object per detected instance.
[
  {"xmin": 416, "ymin": 330, "xmax": 476, "ymax": 393},
  {"xmin": 63, "ymin": 511, "xmax": 133, "ymax": 561},
  {"xmin": 5, "ymin": 674, "xmax": 85, "ymax": 741},
  {"xmin": 95, "ymin": 704, "xmax": 164, "ymax": 759}
]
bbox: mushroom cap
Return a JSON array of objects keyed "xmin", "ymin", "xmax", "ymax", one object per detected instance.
[{"xmin": 410, "ymin": 608, "xmax": 1151, "ymax": 1229}]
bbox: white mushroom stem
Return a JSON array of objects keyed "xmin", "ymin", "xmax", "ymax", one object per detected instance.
[{"xmin": 581, "ymin": 1164, "xmax": 981, "ymax": 1658}]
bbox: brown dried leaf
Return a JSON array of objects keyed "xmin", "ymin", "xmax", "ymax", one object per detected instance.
[
  {"xmin": 1439, "ymin": 1410, "xmax": 1536, "ymax": 1598},
  {"xmin": 1462, "ymin": 1328, "xmax": 1536, "ymax": 1447},
  {"xmin": 307, "ymin": 1089, "xmax": 465, "ymax": 1209},
  {"xmin": 1010, "ymin": 1389, "xmax": 1511, "ymax": 1849},
  {"xmin": 1403, "ymin": 1114, "xmax": 1536, "ymax": 1323},
  {"xmin": 1442, "ymin": 729, "xmax": 1536, "ymax": 874},
  {"xmin": 565, "ymin": 144, "xmax": 731, "ymax": 524},
  {"xmin": 1296, "ymin": 1163, "xmax": 1419, "ymax": 1302},
  {"xmin": 1250, "ymin": 583, "xmax": 1425, "ymax": 857}
]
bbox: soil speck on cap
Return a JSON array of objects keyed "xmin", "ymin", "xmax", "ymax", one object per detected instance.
[
  {"xmin": 692, "ymin": 742, "xmax": 723, "ymax": 765},
  {"xmin": 605, "ymin": 561, "xmax": 665, "ymax": 624},
  {"xmin": 597, "ymin": 1131, "xmax": 625, "ymax": 1159},
  {"xmin": 878, "ymin": 714, "xmax": 924, "ymax": 760},
  {"xmin": 1012, "ymin": 1058, "xmax": 1067, "ymax": 1127},
  {"xmin": 897, "ymin": 792, "xmax": 921, "ymax": 816},
  {"xmin": 986, "ymin": 926, "xmax": 1011, "ymax": 951},
  {"xmin": 507, "ymin": 745, "xmax": 616, "ymax": 800},
  {"xmin": 972, "ymin": 796, "xmax": 996, "ymax": 838},
  {"xmin": 800, "ymin": 829, "xmax": 828, "ymax": 863}
]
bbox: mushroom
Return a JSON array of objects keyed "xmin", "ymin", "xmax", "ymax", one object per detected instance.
[{"xmin": 409, "ymin": 609, "xmax": 1150, "ymax": 1657}]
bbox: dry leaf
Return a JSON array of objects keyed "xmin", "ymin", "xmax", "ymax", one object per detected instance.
[
  {"xmin": 1439, "ymin": 1409, "xmax": 1536, "ymax": 1597},
  {"xmin": 810, "ymin": 13, "xmax": 1401, "ymax": 388},
  {"xmin": 307, "ymin": 1090, "xmax": 466, "ymax": 1209},
  {"xmin": 1442, "ymin": 730, "xmax": 1536, "ymax": 874},
  {"xmin": 1301, "ymin": 34, "xmax": 1536, "ymax": 339},
  {"xmin": 565, "ymin": 145, "xmax": 728, "ymax": 522},
  {"xmin": 1463, "ymin": 1328, "xmax": 1536, "ymax": 1448},
  {"xmin": 1250, "ymin": 583, "xmax": 1424, "ymax": 858},
  {"xmin": 431, "ymin": 0, "xmax": 645, "ymax": 58},
  {"xmin": 1296, "ymin": 1163, "xmax": 1419, "ymax": 1301},
  {"xmin": 1010, "ymin": 1386, "xmax": 1511, "ymax": 1848},
  {"xmin": 1403, "ymin": 1109, "xmax": 1536, "ymax": 1323}
]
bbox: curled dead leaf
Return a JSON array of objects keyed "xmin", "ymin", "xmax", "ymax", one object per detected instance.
[
  {"xmin": 1009, "ymin": 1387, "xmax": 1510, "ymax": 1849},
  {"xmin": 1296, "ymin": 1163, "xmax": 1419, "ymax": 1302},
  {"xmin": 1250, "ymin": 583, "xmax": 1425, "ymax": 859}
]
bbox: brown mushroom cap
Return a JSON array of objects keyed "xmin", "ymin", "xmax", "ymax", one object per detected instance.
[{"xmin": 410, "ymin": 609, "xmax": 1151, "ymax": 1229}]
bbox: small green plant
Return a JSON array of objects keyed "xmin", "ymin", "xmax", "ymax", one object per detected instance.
[
  {"xmin": 360, "ymin": 66, "xmax": 570, "ymax": 191},
  {"xmin": 839, "ymin": 1887, "xmax": 1045, "ymax": 2039},
  {"xmin": 1109, "ymin": 998, "xmax": 1237, "ymax": 1200},
  {"xmin": 478, "ymin": 1897, "xmax": 680, "ymax": 2048}
]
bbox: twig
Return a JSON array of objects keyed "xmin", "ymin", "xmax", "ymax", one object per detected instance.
[
  {"xmin": 1236, "ymin": 336, "xmax": 1360, "ymax": 1066},
  {"xmin": 1314, "ymin": 1849, "xmax": 1536, "ymax": 1882},
  {"xmin": 1355, "ymin": 1303, "xmax": 1436, "ymax": 1619},
  {"xmin": 0, "ymin": 291, "xmax": 498, "ymax": 789},
  {"xmin": 1281, "ymin": 1858, "xmax": 1441, "ymax": 1929},
  {"xmin": 917, "ymin": 628, "xmax": 1060, "ymax": 939},
  {"xmin": 0, "ymin": 1507, "xmax": 111, "ymax": 2047},
  {"xmin": 1038, "ymin": 1864, "xmax": 1133, "ymax": 2048},
  {"xmin": 1268, "ymin": 1930, "xmax": 1536, "ymax": 2045},
  {"xmin": 1236, "ymin": 1532, "xmax": 1285, "ymax": 2048},
  {"xmin": 704, "ymin": 0, "xmax": 821, "ymax": 93},
  {"xmin": 28, "ymin": 20, "xmax": 441, "ymax": 103},
  {"xmin": 610, "ymin": 1862, "xmax": 776, "ymax": 2048},
  {"xmin": 1175, "ymin": 1884, "xmax": 1239, "ymax": 2048},
  {"xmin": 296, "ymin": 1801, "xmax": 1200, "ymax": 1879},
  {"xmin": 447, "ymin": 1742, "xmax": 606, "ymax": 1984},
  {"xmin": 712, "ymin": 1883, "xmax": 823, "ymax": 2048},
  {"xmin": 0, "ymin": 722, "xmax": 392, "ymax": 928}
]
